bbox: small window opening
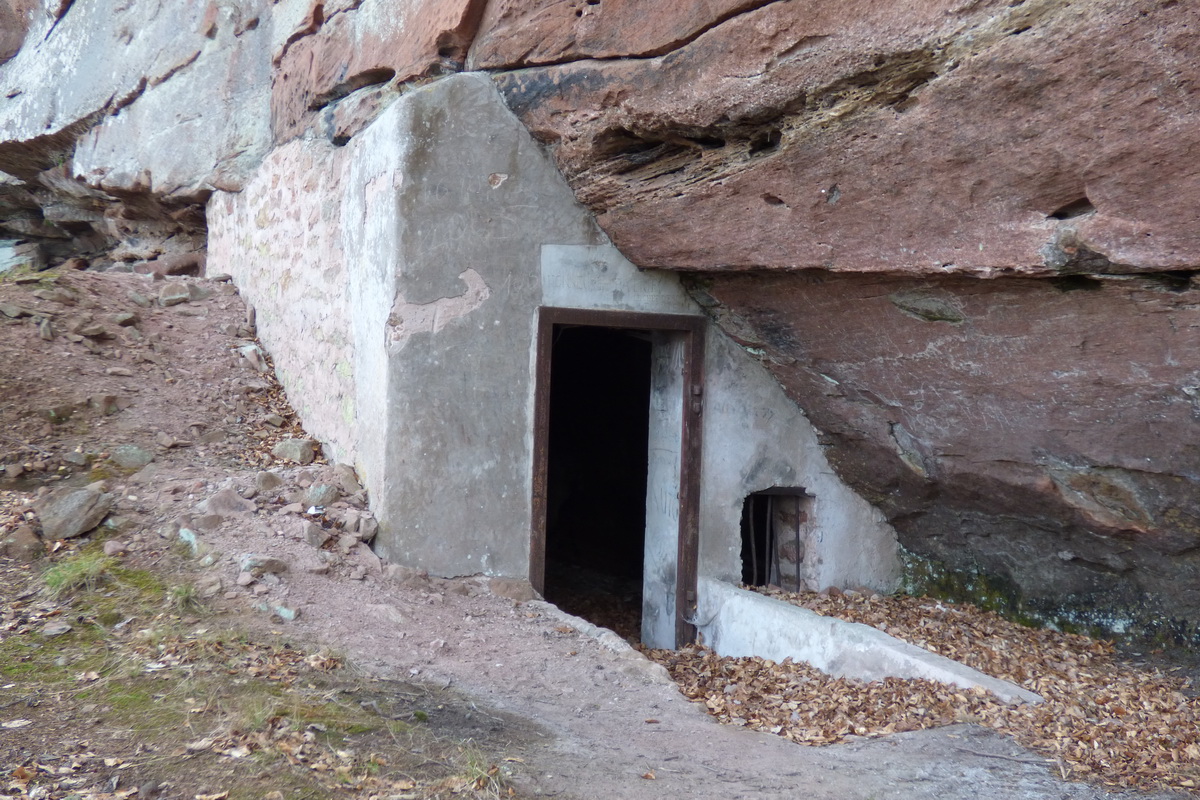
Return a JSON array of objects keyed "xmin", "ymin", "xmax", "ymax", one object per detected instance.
[{"xmin": 740, "ymin": 488, "xmax": 814, "ymax": 591}]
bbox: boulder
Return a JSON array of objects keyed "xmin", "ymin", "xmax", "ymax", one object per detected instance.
[{"xmin": 35, "ymin": 487, "xmax": 114, "ymax": 540}]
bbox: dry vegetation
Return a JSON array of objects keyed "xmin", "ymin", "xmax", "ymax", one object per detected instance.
[
  {"xmin": 647, "ymin": 587, "xmax": 1199, "ymax": 793},
  {"xmin": 0, "ymin": 544, "xmax": 519, "ymax": 800}
]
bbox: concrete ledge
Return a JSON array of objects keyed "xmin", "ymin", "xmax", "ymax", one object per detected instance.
[{"xmin": 694, "ymin": 578, "xmax": 1042, "ymax": 705}]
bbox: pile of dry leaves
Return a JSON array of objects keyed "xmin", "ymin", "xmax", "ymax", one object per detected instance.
[{"xmin": 647, "ymin": 588, "xmax": 1200, "ymax": 792}]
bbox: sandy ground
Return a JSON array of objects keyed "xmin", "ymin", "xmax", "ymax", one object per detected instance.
[{"xmin": 0, "ymin": 269, "xmax": 1185, "ymax": 800}]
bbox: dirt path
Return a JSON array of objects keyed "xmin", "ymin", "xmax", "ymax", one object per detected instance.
[{"xmin": 0, "ymin": 268, "xmax": 1184, "ymax": 800}]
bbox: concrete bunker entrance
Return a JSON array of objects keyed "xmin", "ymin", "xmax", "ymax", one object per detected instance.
[{"xmin": 532, "ymin": 308, "xmax": 704, "ymax": 650}]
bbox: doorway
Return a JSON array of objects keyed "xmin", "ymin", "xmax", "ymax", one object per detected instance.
[{"xmin": 532, "ymin": 308, "xmax": 704, "ymax": 649}]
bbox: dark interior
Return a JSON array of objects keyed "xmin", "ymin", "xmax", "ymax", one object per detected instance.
[
  {"xmin": 543, "ymin": 325, "xmax": 651, "ymax": 642},
  {"xmin": 740, "ymin": 493, "xmax": 776, "ymax": 587}
]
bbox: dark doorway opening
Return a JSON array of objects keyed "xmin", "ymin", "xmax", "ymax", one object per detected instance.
[{"xmin": 543, "ymin": 326, "xmax": 651, "ymax": 642}]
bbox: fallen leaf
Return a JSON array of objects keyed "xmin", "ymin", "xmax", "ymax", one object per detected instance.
[{"xmin": 641, "ymin": 771, "xmax": 656, "ymax": 780}]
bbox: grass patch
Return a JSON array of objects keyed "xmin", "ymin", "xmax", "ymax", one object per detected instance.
[{"xmin": 43, "ymin": 551, "xmax": 117, "ymax": 597}]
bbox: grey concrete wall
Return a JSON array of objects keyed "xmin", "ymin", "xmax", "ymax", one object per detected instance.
[
  {"xmin": 695, "ymin": 578, "xmax": 1041, "ymax": 705},
  {"xmin": 370, "ymin": 74, "xmax": 604, "ymax": 576},
  {"xmin": 698, "ymin": 329, "xmax": 901, "ymax": 592},
  {"xmin": 211, "ymin": 72, "xmax": 899, "ymax": 613}
]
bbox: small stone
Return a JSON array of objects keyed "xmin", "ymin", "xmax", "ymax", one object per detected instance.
[
  {"xmin": 158, "ymin": 283, "xmax": 191, "ymax": 306},
  {"xmin": 127, "ymin": 291, "xmax": 152, "ymax": 308},
  {"xmin": 262, "ymin": 413, "xmax": 285, "ymax": 427},
  {"xmin": 178, "ymin": 528, "xmax": 200, "ymax": 553},
  {"xmin": 37, "ymin": 317, "xmax": 53, "ymax": 340},
  {"xmin": 303, "ymin": 483, "xmax": 339, "ymax": 507},
  {"xmin": 0, "ymin": 526, "xmax": 42, "ymax": 561},
  {"xmin": 349, "ymin": 566, "xmax": 366, "ymax": 581},
  {"xmin": 41, "ymin": 621, "xmax": 73, "ymax": 636},
  {"xmin": 270, "ymin": 604, "xmax": 300, "ymax": 622},
  {"xmin": 489, "ymin": 577, "xmax": 537, "ymax": 602},
  {"xmin": 110, "ymin": 444, "xmax": 154, "ymax": 470},
  {"xmin": 197, "ymin": 488, "xmax": 255, "ymax": 516},
  {"xmin": 255, "ymin": 471, "xmax": 283, "ymax": 492},
  {"xmin": 102, "ymin": 540, "xmax": 128, "ymax": 556},
  {"xmin": 235, "ymin": 571, "xmax": 255, "ymax": 587},
  {"xmin": 252, "ymin": 584, "xmax": 270, "ymax": 596},
  {"xmin": 337, "ymin": 533, "xmax": 358, "ymax": 555},
  {"xmin": 272, "ymin": 438, "xmax": 316, "ymax": 465},
  {"xmin": 197, "ymin": 575, "xmax": 223, "ymax": 598},
  {"xmin": 238, "ymin": 554, "xmax": 289, "ymax": 574},
  {"xmin": 356, "ymin": 516, "xmax": 378, "ymax": 543},
  {"xmin": 192, "ymin": 514, "xmax": 224, "ymax": 531},
  {"xmin": 0, "ymin": 302, "xmax": 25, "ymax": 317},
  {"xmin": 332, "ymin": 463, "xmax": 363, "ymax": 495},
  {"xmin": 384, "ymin": 564, "xmax": 430, "ymax": 590},
  {"xmin": 112, "ymin": 311, "xmax": 140, "ymax": 327},
  {"xmin": 105, "ymin": 367, "xmax": 134, "ymax": 377},
  {"xmin": 35, "ymin": 487, "xmax": 114, "ymax": 539},
  {"xmin": 304, "ymin": 522, "xmax": 330, "ymax": 548},
  {"xmin": 4, "ymin": 463, "xmax": 24, "ymax": 479},
  {"xmin": 279, "ymin": 502, "xmax": 304, "ymax": 514},
  {"xmin": 39, "ymin": 403, "xmax": 75, "ymax": 423},
  {"xmin": 77, "ymin": 323, "xmax": 109, "ymax": 338},
  {"xmin": 88, "ymin": 394, "xmax": 120, "ymax": 415}
]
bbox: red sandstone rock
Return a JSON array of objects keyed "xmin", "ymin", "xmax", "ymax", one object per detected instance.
[
  {"xmin": 700, "ymin": 268, "xmax": 1200, "ymax": 629},
  {"xmin": 470, "ymin": 0, "xmax": 764, "ymax": 66},
  {"xmin": 271, "ymin": 0, "xmax": 488, "ymax": 143},
  {"xmin": 494, "ymin": 0, "xmax": 1200, "ymax": 276}
]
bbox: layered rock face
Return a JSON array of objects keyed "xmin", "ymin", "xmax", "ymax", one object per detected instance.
[
  {"xmin": 480, "ymin": 0, "xmax": 1200, "ymax": 637},
  {"xmin": 2, "ymin": 0, "xmax": 1198, "ymax": 638}
]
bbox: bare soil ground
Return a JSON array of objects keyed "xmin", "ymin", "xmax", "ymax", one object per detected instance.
[{"xmin": 0, "ymin": 268, "xmax": 1193, "ymax": 800}]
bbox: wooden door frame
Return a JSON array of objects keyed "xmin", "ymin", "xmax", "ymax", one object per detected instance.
[{"xmin": 531, "ymin": 307, "xmax": 705, "ymax": 647}]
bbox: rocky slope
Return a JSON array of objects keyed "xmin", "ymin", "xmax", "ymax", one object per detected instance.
[{"xmin": 1, "ymin": 0, "xmax": 1198, "ymax": 639}]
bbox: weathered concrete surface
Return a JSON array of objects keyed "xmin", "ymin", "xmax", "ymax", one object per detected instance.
[
  {"xmin": 697, "ymin": 579, "xmax": 1043, "ymax": 705},
  {"xmin": 212, "ymin": 74, "xmax": 899, "ymax": 620},
  {"xmin": 696, "ymin": 269, "xmax": 1200, "ymax": 638},
  {"xmin": 492, "ymin": 0, "xmax": 1200, "ymax": 276}
]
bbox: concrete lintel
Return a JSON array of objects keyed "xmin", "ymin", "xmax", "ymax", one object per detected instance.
[{"xmin": 695, "ymin": 578, "xmax": 1042, "ymax": 706}]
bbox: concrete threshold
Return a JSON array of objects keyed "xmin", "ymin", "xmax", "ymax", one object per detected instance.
[{"xmin": 693, "ymin": 578, "xmax": 1043, "ymax": 705}]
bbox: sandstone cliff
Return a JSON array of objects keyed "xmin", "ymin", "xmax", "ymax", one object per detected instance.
[{"xmin": 1, "ymin": 0, "xmax": 1197, "ymax": 641}]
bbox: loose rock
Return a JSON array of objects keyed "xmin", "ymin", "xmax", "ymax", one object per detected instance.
[
  {"xmin": 35, "ymin": 487, "xmax": 114, "ymax": 540},
  {"xmin": 272, "ymin": 438, "xmax": 315, "ymax": 465},
  {"xmin": 0, "ymin": 526, "xmax": 42, "ymax": 561},
  {"xmin": 158, "ymin": 283, "xmax": 191, "ymax": 307},
  {"xmin": 197, "ymin": 488, "xmax": 255, "ymax": 516},
  {"xmin": 109, "ymin": 444, "xmax": 154, "ymax": 470},
  {"xmin": 303, "ymin": 483, "xmax": 339, "ymax": 507}
]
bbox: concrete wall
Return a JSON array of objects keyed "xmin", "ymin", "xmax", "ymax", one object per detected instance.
[
  {"xmin": 695, "ymin": 578, "xmax": 1041, "ymax": 705},
  {"xmin": 209, "ymin": 73, "xmax": 900, "ymax": 637}
]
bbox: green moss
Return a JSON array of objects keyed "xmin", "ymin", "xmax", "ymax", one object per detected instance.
[{"xmin": 900, "ymin": 547, "xmax": 1200, "ymax": 646}]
